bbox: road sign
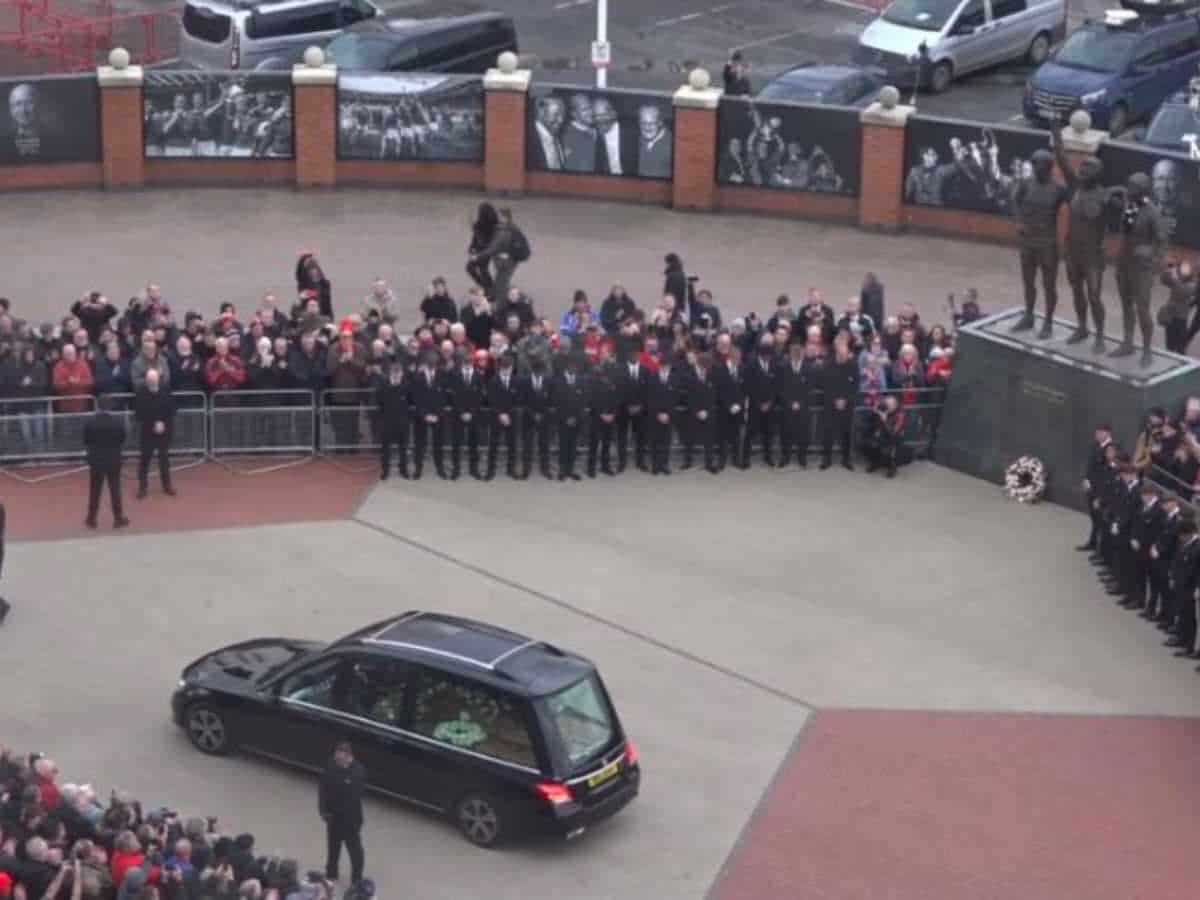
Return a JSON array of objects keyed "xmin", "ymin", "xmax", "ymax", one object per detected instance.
[{"xmin": 591, "ymin": 40, "xmax": 611, "ymax": 68}]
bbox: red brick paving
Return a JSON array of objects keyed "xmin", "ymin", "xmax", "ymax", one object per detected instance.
[
  {"xmin": 2, "ymin": 459, "xmax": 377, "ymax": 540},
  {"xmin": 713, "ymin": 710, "xmax": 1200, "ymax": 900}
]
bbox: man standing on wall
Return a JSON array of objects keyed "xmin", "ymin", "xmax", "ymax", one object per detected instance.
[{"xmin": 1010, "ymin": 146, "xmax": 1068, "ymax": 339}]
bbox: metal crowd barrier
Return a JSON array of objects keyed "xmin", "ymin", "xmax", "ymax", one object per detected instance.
[
  {"xmin": 320, "ymin": 388, "xmax": 381, "ymax": 454},
  {"xmin": 209, "ymin": 389, "xmax": 316, "ymax": 473},
  {"xmin": 0, "ymin": 394, "xmax": 95, "ymax": 465},
  {"xmin": 108, "ymin": 391, "xmax": 209, "ymax": 463}
]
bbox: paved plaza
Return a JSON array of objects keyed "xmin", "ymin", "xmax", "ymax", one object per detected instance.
[{"xmin": 3, "ymin": 190, "xmax": 1200, "ymax": 897}]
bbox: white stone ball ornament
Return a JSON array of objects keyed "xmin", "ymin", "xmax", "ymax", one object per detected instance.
[
  {"xmin": 108, "ymin": 47, "xmax": 130, "ymax": 70},
  {"xmin": 878, "ymin": 85, "xmax": 900, "ymax": 109},
  {"xmin": 497, "ymin": 51, "xmax": 519, "ymax": 74},
  {"xmin": 688, "ymin": 67, "xmax": 711, "ymax": 91},
  {"xmin": 303, "ymin": 46, "xmax": 325, "ymax": 68}
]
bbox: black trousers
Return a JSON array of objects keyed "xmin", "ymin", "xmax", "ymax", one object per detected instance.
[
  {"xmin": 466, "ymin": 258, "xmax": 494, "ymax": 294},
  {"xmin": 718, "ymin": 410, "xmax": 743, "ymax": 468},
  {"xmin": 451, "ymin": 415, "xmax": 485, "ymax": 474},
  {"xmin": 87, "ymin": 463, "xmax": 124, "ymax": 522},
  {"xmin": 685, "ymin": 414, "xmax": 717, "ymax": 469},
  {"xmin": 779, "ymin": 407, "xmax": 811, "ymax": 465},
  {"xmin": 412, "ymin": 417, "xmax": 445, "ymax": 474},
  {"xmin": 1129, "ymin": 552, "xmax": 1151, "ymax": 607},
  {"xmin": 741, "ymin": 405, "xmax": 774, "ymax": 466},
  {"xmin": 1020, "ymin": 244, "xmax": 1059, "ymax": 318},
  {"xmin": 521, "ymin": 414, "xmax": 553, "ymax": 476},
  {"xmin": 1165, "ymin": 318, "xmax": 1189, "ymax": 354},
  {"xmin": 380, "ymin": 426, "xmax": 409, "ymax": 475},
  {"xmin": 1148, "ymin": 564, "xmax": 1167, "ymax": 618},
  {"xmin": 587, "ymin": 416, "xmax": 615, "ymax": 473},
  {"xmin": 616, "ymin": 408, "xmax": 647, "ymax": 470},
  {"xmin": 324, "ymin": 821, "xmax": 364, "ymax": 883},
  {"xmin": 822, "ymin": 406, "xmax": 853, "ymax": 463},
  {"xmin": 138, "ymin": 435, "xmax": 171, "ymax": 489},
  {"xmin": 1085, "ymin": 494, "xmax": 1101, "ymax": 547},
  {"xmin": 1175, "ymin": 584, "xmax": 1197, "ymax": 649},
  {"xmin": 649, "ymin": 414, "xmax": 673, "ymax": 472},
  {"xmin": 488, "ymin": 415, "xmax": 518, "ymax": 475},
  {"xmin": 557, "ymin": 419, "xmax": 581, "ymax": 475},
  {"xmin": 863, "ymin": 434, "xmax": 900, "ymax": 471}
]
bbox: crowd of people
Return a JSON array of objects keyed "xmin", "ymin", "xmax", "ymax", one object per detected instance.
[
  {"xmin": 1080, "ymin": 410, "xmax": 1200, "ymax": 667},
  {"xmin": 0, "ymin": 747, "xmax": 367, "ymax": 900},
  {"xmin": 0, "ymin": 204, "xmax": 974, "ymax": 483}
]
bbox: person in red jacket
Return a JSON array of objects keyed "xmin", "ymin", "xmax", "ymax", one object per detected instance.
[
  {"xmin": 926, "ymin": 346, "xmax": 954, "ymax": 387},
  {"xmin": 32, "ymin": 757, "xmax": 61, "ymax": 811},
  {"xmin": 204, "ymin": 337, "xmax": 247, "ymax": 392},
  {"xmin": 52, "ymin": 344, "xmax": 94, "ymax": 413}
]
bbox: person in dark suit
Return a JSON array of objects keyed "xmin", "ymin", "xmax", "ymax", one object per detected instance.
[
  {"xmin": 133, "ymin": 368, "xmax": 176, "ymax": 499},
  {"xmin": 1104, "ymin": 464, "xmax": 1141, "ymax": 601},
  {"xmin": 83, "ymin": 398, "xmax": 129, "ymax": 529},
  {"xmin": 320, "ymin": 741, "xmax": 366, "ymax": 886},
  {"xmin": 616, "ymin": 353, "xmax": 650, "ymax": 472},
  {"xmin": 741, "ymin": 335, "xmax": 779, "ymax": 468},
  {"xmin": 1165, "ymin": 521, "xmax": 1200, "ymax": 657},
  {"xmin": 1146, "ymin": 494, "xmax": 1183, "ymax": 626},
  {"xmin": 447, "ymin": 352, "xmax": 486, "ymax": 480},
  {"xmin": 820, "ymin": 340, "xmax": 858, "ymax": 470},
  {"xmin": 485, "ymin": 352, "xmax": 521, "ymax": 479},
  {"xmin": 376, "ymin": 363, "xmax": 411, "ymax": 480},
  {"xmin": 646, "ymin": 354, "xmax": 681, "ymax": 475},
  {"xmin": 520, "ymin": 359, "xmax": 554, "ymax": 478},
  {"xmin": 1077, "ymin": 424, "xmax": 1114, "ymax": 552},
  {"xmin": 777, "ymin": 341, "xmax": 815, "ymax": 469},
  {"xmin": 552, "ymin": 355, "xmax": 588, "ymax": 481},
  {"xmin": 587, "ymin": 362, "xmax": 619, "ymax": 477},
  {"xmin": 409, "ymin": 353, "xmax": 446, "ymax": 479},
  {"xmin": 713, "ymin": 346, "xmax": 745, "ymax": 471},
  {"xmin": 1123, "ymin": 483, "xmax": 1164, "ymax": 611},
  {"xmin": 684, "ymin": 352, "xmax": 719, "ymax": 473},
  {"xmin": 592, "ymin": 97, "xmax": 638, "ymax": 176},
  {"xmin": 0, "ymin": 502, "xmax": 8, "ymax": 626}
]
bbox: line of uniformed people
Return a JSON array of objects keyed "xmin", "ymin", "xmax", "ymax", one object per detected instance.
[
  {"xmin": 373, "ymin": 336, "xmax": 866, "ymax": 481},
  {"xmin": 1080, "ymin": 424, "xmax": 1200, "ymax": 667}
]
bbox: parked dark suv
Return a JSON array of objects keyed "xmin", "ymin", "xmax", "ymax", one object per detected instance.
[{"xmin": 171, "ymin": 612, "xmax": 640, "ymax": 847}]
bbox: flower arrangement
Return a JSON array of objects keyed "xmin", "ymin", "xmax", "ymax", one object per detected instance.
[{"xmin": 1004, "ymin": 456, "xmax": 1047, "ymax": 504}]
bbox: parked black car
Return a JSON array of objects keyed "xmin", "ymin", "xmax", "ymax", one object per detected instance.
[
  {"xmin": 757, "ymin": 63, "xmax": 884, "ymax": 107},
  {"xmin": 324, "ymin": 12, "xmax": 518, "ymax": 73},
  {"xmin": 1137, "ymin": 86, "xmax": 1200, "ymax": 153},
  {"xmin": 171, "ymin": 611, "xmax": 639, "ymax": 848}
]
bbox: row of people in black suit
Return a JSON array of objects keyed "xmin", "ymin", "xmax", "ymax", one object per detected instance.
[
  {"xmin": 1080, "ymin": 425, "xmax": 1200, "ymax": 666},
  {"xmin": 373, "ymin": 342, "xmax": 863, "ymax": 481}
]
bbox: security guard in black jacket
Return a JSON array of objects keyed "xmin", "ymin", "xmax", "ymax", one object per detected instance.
[
  {"xmin": 1095, "ymin": 448, "xmax": 1124, "ymax": 573},
  {"xmin": 1123, "ymin": 482, "xmax": 1164, "ymax": 610},
  {"xmin": 485, "ymin": 352, "xmax": 521, "ymax": 479},
  {"xmin": 133, "ymin": 369, "xmax": 176, "ymax": 499},
  {"xmin": 520, "ymin": 359, "xmax": 555, "ymax": 479},
  {"xmin": 409, "ymin": 353, "xmax": 446, "ymax": 479},
  {"xmin": 1165, "ymin": 521, "xmax": 1200, "ymax": 656},
  {"xmin": 1147, "ymin": 494, "xmax": 1183, "ymax": 625},
  {"xmin": 447, "ymin": 352, "xmax": 486, "ymax": 480},
  {"xmin": 83, "ymin": 399, "xmax": 129, "ymax": 529},
  {"xmin": 684, "ymin": 353, "xmax": 719, "ymax": 473},
  {"xmin": 778, "ymin": 341, "xmax": 815, "ymax": 469},
  {"xmin": 1077, "ymin": 424, "xmax": 1114, "ymax": 552},
  {"xmin": 320, "ymin": 741, "xmax": 366, "ymax": 885},
  {"xmin": 741, "ymin": 336, "xmax": 779, "ymax": 468},
  {"xmin": 1105, "ymin": 464, "xmax": 1141, "ymax": 600},
  {"xmin": 820, "ymin": 342, "xmax": 858, "ymax": 470},
  {"xmin": 713, "ymin": 349, "xmax": 745, "ymax": 471},
  {"xmin": 615, "ymin": 355, "xmax": 650, "ymax": 472},
  {"xmin": 586, "ymin": 362, "xmax": 620, "ymax": 477},
  {"xmin": 552, "ymin": 355, "xmax": 589, "ymax": 481},
  {"xmin": 376, "ymin": 363, "xmax": 411, "ymax": 480},
  {"xmin": 646, "ymin": 355, "xmax": 682, "ymax": 475}
]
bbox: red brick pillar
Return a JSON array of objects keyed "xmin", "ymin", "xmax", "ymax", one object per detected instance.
[
  {"xmin": 672, "ymin": 71, "xmax": 722, "ymax": 212},
  {"xmin": 858, "ymin": 90, "xmax": 915, "ymax": 232},
  {"xmin": 97, "ymin": 53, "xmax": 144, "ymax": 189},
  {"xmin": 483, "ymin": 56, "xmax": 530, "ymax": 194},
  {"xmin": 293, "ymin": 52, "xmax": 337, "ymax": 189}
]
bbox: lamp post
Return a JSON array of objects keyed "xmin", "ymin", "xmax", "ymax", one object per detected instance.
[{"xmin": 593, "ymin": 0, "xmax": 610, "ymax": 88}]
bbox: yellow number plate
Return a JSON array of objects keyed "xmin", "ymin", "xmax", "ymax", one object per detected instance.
[{"xmin": 587, "ymin": 762, "xmax": 619, "ymax": 788}]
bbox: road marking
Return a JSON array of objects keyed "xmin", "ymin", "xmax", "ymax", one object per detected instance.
[
  {"xmin": 650, "ymin": 4, "xmax": 734, "ymax": 27},
  {"xmin": 710, "ymin": 2, "xmax": 737, "ymax": 10},
  {"xmin": 1007, "ymin": 113, "xmax": 1028, "ymax": 122},
  {"xmin": 729, "ymin": 28, "xmax": 809, "ymax": 52},
  {"xmin": 553, "ymin": 0, "xmax": 592, "ymax": 9}
]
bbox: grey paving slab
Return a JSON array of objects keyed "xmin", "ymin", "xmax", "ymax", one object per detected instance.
[
  {"xmin": 1, "ymin": 521, "xmax": 804, "ymax": 900},
  {"xmin": 355, "ymin": 463, "xmax": 1200, "ymax": 716},
  {"xmin": 5, "ymin": 188, "xmax": 1029, "ymax": 336}
]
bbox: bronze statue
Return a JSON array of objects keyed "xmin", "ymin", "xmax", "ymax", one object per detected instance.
[
  {"xmin": 1113, "ymin": 172, "xmax": 1168, "ymax": 367},
  {"xmin": 1052, "ymin": 128, "xmax": 1122, "ymax": 353},
  {"xmin": 1010, "ymin": 147, "xmax": 1069, "ymax": 339}
]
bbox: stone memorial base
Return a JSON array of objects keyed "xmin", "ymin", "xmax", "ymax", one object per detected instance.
[{"xmin": 937, "ymin": 307, "xmax": 1200, "ymax": 511}]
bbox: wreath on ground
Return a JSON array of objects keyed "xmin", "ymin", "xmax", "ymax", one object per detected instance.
[{"xmin": 1004, "ymin": 456, "xmax": 1047, "ymax": 504}]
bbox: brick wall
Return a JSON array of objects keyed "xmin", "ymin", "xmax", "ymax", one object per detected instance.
[
  {"xmin": 0, "ymin": 163, "xmax": 102, "ymax": 191},
  {"xmin": 858, "ymin": 121, "xmax": 906, "ymax": 231},
  {"xmin": 485, "ymin": 90, "xmax": 526, "ymax": 194},
  {"xmin": 337, "ymin": 161, "xmax": 484, "ymax": 188},
  {"xmin": 145, "ymin": 159, "xmax": 296, "ymax": 187},
  {"xmin": 100, "ymin": 86, "xmax": 143, "ymax": 189},
  {"xmin": 672, "ymin": 107, "xmax": 717, "ymax": 212},
  {"xmin": 526, "ymin": 171, "xmax": 672, "ymax": 205},
  {"xmin": 294, "ymin": 82, "xmax": 336, "ymax": 189},
  {"xmin": 716, "ymin": 185, "xmax": 857, "ymax": 223}
]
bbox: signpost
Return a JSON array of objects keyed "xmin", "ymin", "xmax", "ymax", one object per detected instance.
[{"xmin": 593, "ymin": 0, "xmax": 610, "ymax": 88}]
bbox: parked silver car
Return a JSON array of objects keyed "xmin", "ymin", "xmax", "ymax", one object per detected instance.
[
  {"xmin": 853, "ymin": 0, "xmax": 1066, "ymax": 93},
  {"xmin": 179, "ymin": 0, "xmax": 381, "ymax": 71}
]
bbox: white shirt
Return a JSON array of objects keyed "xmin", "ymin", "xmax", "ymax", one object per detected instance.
[{"xmin": 535, "ymin": 122, "xmax": 563, "ymax": 169}]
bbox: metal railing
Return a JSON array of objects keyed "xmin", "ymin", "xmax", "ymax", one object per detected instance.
[{"xmin": 0, "ymin": 386, "xmax": 946, "ymax": 470}]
